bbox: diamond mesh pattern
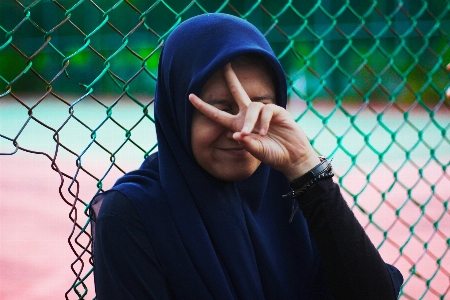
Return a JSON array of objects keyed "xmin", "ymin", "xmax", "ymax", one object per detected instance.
[{"xmin": 1, "ymin": 1, "xmax": 449, "ymax": 299}]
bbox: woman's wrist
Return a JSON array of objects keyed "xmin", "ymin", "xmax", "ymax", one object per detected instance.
[
  {"xmin": 288, "ymin": 157, "xmax": 333, "ymax": 191},
  {"xmin": 282, "ymin": 153, "xmax": 321, "ymax": 182}
]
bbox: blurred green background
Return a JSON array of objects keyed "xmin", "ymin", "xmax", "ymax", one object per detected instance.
[{"xmin": 1, "ymin": 0, "xmax": 449, "ymax": 105}]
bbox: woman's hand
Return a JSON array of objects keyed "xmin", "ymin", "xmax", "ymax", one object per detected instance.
[{"xmin": 189, "ymin": 63, "xmax": 320, "ymax": 181}]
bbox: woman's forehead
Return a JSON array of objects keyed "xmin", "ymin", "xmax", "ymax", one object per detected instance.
[{"xmin": 200, "ymin": 63, "xmax": 275, "ymax": 101}]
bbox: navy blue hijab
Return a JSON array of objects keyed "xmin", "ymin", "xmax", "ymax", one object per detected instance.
[{"xmin": 101, "ymin": 13, "xmax": 322, "ymax": 299}]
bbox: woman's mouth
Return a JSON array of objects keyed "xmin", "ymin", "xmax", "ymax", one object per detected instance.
[{"xmin": 219, "ymin": 147, "xmax": 248, "ymax": 155}]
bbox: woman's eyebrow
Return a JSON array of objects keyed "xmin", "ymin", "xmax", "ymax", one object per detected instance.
[
  {"xmin": 205, "ymin": 99, "xmax": 229, "ymax": 106},
  {"xmin": 251, "ymin": 95, "xmax": 275, "ymax": 102}
]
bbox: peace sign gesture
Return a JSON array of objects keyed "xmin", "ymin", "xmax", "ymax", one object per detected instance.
[{"xmin": 189, "ymin": 62, "xmax": 320, "ymax": 181}]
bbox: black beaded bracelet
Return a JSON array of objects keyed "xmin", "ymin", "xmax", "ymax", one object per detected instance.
[
  {"xmin": 283, "ymin": 157, "xmax": 334, "ymax": 222},
  {"xmin": 288, "ymin": 156, "xmax": 333, "ymax": 191},
  {"xmin": 283, "ymin": 171, "xmax": 334, "ymax": 199},
  {"xmin": 291, "ymin": 171, "xmax": 334, "ymax": 198},
  {"xmin": 285, "ymin": 171, "xmax": 334, "ymax": 223}
]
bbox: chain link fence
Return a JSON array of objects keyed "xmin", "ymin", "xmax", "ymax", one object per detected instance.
[{"xmin": 1, "ymin": 0, "xmax": 449, "ymax": 299}]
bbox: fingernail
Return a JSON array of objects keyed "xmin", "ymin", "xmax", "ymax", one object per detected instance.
[{"xmin": 242, "ymin": 126, "xmax": 249, "ymax": 133}]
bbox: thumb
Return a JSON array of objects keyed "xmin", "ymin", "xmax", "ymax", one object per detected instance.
[{"xmin": 233, "ymin": 132, "xmax": 265, "ymax": 160}]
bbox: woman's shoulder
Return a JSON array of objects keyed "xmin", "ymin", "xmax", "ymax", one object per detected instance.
[
  {"xmin": 97, "ymin": 190, "xmax": 136, "ymax": 219},
  {"xmin": 112, "ymin": 153, "xmax": 163, "ymax": 196},
  {"xmin": 90, "ymin": 153, "xmax": 162, "ymax": 222}
]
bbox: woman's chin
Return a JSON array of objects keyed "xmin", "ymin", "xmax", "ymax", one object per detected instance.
[
  {"xmin": 216, "ymin": 172, "xmax": 253, "ymax": 182},
  {"xmin": 209, "ymin": 164, "xmax": 260, "ymax": 182},
  {"xmin": 197, "ymin": 155, "xmax": 262, "ymax": 182},
  {"xmin": 200, "ymin": 164, "xmax": 259, "ymax": 181}
]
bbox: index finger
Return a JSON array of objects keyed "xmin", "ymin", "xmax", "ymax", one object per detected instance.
[
  {"xmin": 189, "ymin": 93, "xmax": 237, "ymax": 130},
  {"xmin": 222, "ymin": 63, "xmax": 252, "ymax": 109}
]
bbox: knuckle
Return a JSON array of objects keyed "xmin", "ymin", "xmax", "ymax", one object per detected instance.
[
  {"xmin": 228, "ymin": 85, "xmax": 240, "ymax": 94},
  {"xmin": 211, "ymin": 110, "xmax": 222, "ymax": 120}
]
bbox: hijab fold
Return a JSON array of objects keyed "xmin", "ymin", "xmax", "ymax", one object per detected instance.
[{"xmin": 93, "ymin": 13, "xmax": 321, "ymax": 299}]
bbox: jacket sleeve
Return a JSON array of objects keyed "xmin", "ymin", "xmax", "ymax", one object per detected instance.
[
  {"xmin": 93, "ymin": 191, "xmax": 175, "ymax": 300},
  {"xmin": 297, "ymin": 179, "xmax": 404, "ymax": 300}
]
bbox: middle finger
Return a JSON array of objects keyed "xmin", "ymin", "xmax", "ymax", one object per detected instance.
[
  {"xmin": 222, "ymin": 63, "xmax": 252, "ymax": 110},
  {"xmin": 241, "ymin": 101, "xmax": 265, "ymax": 134}
]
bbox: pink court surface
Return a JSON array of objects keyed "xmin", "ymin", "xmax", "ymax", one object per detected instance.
[
  {"xmin": 0, "ymin": 152, "xmax": 93, "ymax": 300},
  {"xmin": 1, "ymin": 135, "xmax": 449, "ymax": 299}
]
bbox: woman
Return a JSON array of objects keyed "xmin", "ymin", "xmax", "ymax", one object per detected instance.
[{"xmin": 91, "ymin": 13, "xmax": 403, "ymax": 299}]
